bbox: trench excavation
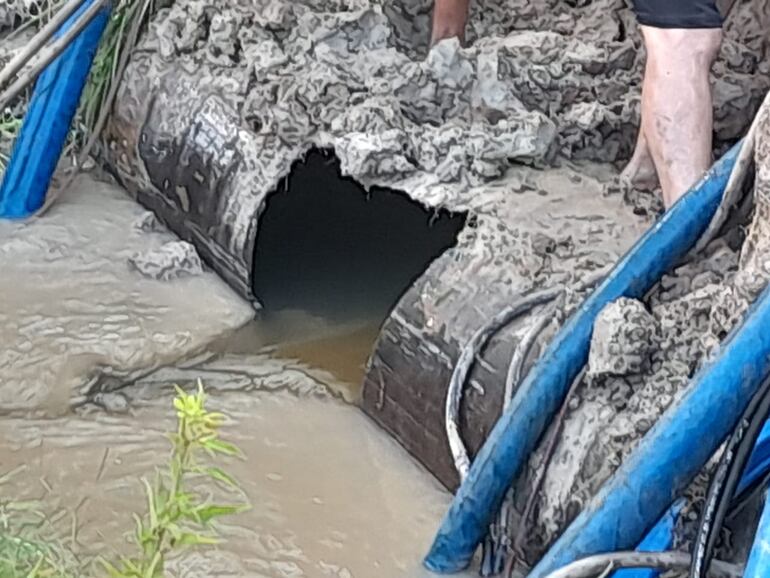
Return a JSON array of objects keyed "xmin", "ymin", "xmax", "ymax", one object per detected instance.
[{"xmin": 3, "ymin": 0, "xmax": 767, "ymax": 574}]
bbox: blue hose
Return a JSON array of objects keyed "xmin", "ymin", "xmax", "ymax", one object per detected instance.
[
  {"xmin": 744, "ymin": 492, "xmax": 770, "ymax": 578},
  {"xmin": 0, "ymin": 0, "xmax": 111, "ymax": 218},
  {"xmin": 528, "ymin": 281, "xmax": 770, "ymax": 578},
  {"xmin": 611, "ymin": 499, "xmax": 685, "ymax": 578},
  {"xmin": 423, "ymin": 142, "xmax": 742, "ymax": 574}
]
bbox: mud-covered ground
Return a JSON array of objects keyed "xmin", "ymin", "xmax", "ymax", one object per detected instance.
[{"xmin": 511, "ymin": 100, "xmax": 770, "ymax": 568}]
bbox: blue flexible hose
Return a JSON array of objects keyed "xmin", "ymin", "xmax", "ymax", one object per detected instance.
[
  {"xmin": 0, "ymin": 0, "xmax": 111, "ymax": 218},
  {"xmin": 529, "ymin": 280, "xmax": 770, "ymax": 578},
  {"xmin": 424, "ymin": 142, "xmax": 742, "ymax": 574}
]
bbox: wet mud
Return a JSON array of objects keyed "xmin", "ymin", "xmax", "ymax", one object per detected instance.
[
  {"xmin": 0, "ymin": 173, "xmax": 253, "ymax": 413},
  {"xmin": 510, "ymin": 104, "xmax": 770, "ymax": 566},
  {"xmin": 100, "ymin": 0, "xmax": 770, "ymax": 300}
]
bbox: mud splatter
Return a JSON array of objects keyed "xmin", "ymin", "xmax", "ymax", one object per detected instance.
[{"xmin": 100, "ymin": 0, "xmax": 769, "ymax": 299}]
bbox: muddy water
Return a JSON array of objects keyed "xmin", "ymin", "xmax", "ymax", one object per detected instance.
[
  {"xmin": 211, "ymin": 311, "xmax": 383, "ymax": 403},
  {"xmin": 0, "ymin": 172, "xmax": 473, "ymax": 577},
  {"xmin": 1, "ymin": 381, "xmax": 472, "ymax": 578},
  {"xmin": 0, "ymin": 174, "xmax": 254, "ymax": 412}
]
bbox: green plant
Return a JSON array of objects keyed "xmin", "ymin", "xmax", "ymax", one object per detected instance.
[
  {"xmin": 0, "ymin": 534, "xmax": 77, "ymax": 578},
  {"xmin": 0, "ymin": 484, "xmax": 80, "ymax": 578},
  {"xmin": 77, "ymin": 0, "xmax": 154, "ymax": 141},
  {"xmin": 0, "ymin": 382, "xmax": 248, "ymax": 578},
  {"xmin": 101, "ymin": 382, "xmax": 249, "ymax": 578},
  {"xmin": 0, "ymin": 112, "xmax": 22, "ymax": 172}
]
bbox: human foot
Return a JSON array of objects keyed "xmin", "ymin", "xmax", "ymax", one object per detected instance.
[
  {"xmin": 620, "ymin": 135, "xmax": 660, "ymax": 191},
  {"xmin": 431, "ymin": 0, "xmax": 470, "ymax": 46}
]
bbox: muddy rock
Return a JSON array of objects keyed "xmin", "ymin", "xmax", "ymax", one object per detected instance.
[
  {"xmin": 91, "ymin": 391, "xmax": 130, "ymax": 413},
  {"xmin": 587, "ymin": 297, "xmax": 656, "ymax": 378},
  {"xmin": 128, "ymin": 239, "xmax": 205, "ymax": 281}
]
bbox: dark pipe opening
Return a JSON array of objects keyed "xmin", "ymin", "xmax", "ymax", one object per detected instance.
[{"xmin": 252, "ymin": 149, "xmax": 466, "ymax": 323}]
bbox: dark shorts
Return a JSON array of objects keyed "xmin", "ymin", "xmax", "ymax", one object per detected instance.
[{"xmin": 632, "ymin": 0, "xmax": 724, "ymax": 28}]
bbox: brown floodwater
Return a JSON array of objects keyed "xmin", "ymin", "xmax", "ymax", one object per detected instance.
[
  {"xmin": 1, "ymin": 381, "xmax": 473, "ymax": 578},
  {"xmin": 0, "ymin": 174, "xmax": 472, "ymax": 578},
  {"xmin": 210, "ymin": 309, "xmax": 383, "ymax": 404}
]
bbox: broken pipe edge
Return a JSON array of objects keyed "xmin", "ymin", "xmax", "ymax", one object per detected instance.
[
  {"xmin": 529, "ymin": 271, "xmax": 770, "ymax": 578},
  {"xmin": 423, "ymin": 141, "xmax": 742, "ymax": 574},
  {"xmin": 0, "ymin": 0, "xmax": 111, "ymax": 218}
]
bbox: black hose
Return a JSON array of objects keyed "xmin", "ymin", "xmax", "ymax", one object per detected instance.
[
  {"xmin": 689, "ymin": 373, "xmax": 770, "ymax": 578},
  {"xmin": 727, "ymin": 469, "xmax": 770, "ymax": 523},
  {"xmin": 544, "ymin": 551, "xmax": 742, "ymax": 578}
]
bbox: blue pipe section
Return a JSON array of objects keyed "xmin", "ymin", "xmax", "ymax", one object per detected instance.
[
  {"xmin": 423, "ymin": 142, "xmax": 742, "ymax": 574},
  {"xmin": 528, "ymin": 282, "xmax": 770, "ymax": 578},
  {"xmin": 612, "ymin": 500, "xmax": 685, "ymax": 578},
  {"xmin": 0, "ymin": 0, "xmax": 111, "ymax": 218},
  {"xmin": 744, "ymin": 492, "xmax": 770, "ymax": 578}
]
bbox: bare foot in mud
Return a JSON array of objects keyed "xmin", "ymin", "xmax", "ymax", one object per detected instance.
[
  {"xmin": 607, "ymin": 136, "xmax": 664, "ymax": 217},
  {"xmin": 431, "ymin": 0, "xmax": 470, "ymax": 46},
  {"xmin": 620, "ymin": 136, "xmax": 659, "ymax": 191}
]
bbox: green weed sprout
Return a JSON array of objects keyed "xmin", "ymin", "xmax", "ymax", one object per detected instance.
[
  {"xmin": 101, "ymin": 382, "xmax": 249, "ymax": 578},
  {"xmin": 0, "ymin": 112, "xmax": 22, "ymax": 172}
]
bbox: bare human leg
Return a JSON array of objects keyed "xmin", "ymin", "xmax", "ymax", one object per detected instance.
[
  {"xmin": 639, "ymin": 26, "xmax": 722, "ymax": 208},
  {"xmin": 431, "ymin": 0, "xmax": 470, "ymax": 46}
]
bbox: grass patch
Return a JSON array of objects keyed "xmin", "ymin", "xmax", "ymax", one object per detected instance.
[
  {"xmin": 0, "ymin": 111, "xmax": 22, "ymax": 172},
  {"xmin": 0, "ymin": 383, "xmax": 249, "ymax": 578}
]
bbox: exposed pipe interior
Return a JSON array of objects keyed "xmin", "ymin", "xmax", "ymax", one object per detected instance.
[{"xmin": 252, "ymin": 149, "xmax": 466, "ymax": 325}]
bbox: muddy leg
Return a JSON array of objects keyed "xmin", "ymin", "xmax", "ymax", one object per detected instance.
[
  {"xmin": 431, "ymin": 0, "xmax": 470, "ymax": 46},
  {"xmin": 639, "ymin": 26, "xmax": 722, "ymax": 208}
]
